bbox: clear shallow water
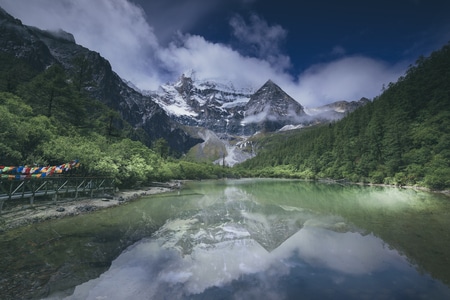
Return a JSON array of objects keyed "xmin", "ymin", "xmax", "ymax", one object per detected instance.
[{"xmin": 2, "ymin": 179, "xmax": 450, "ymax": 299}]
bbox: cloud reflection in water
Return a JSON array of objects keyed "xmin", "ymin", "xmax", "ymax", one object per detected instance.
[{"xmin": 60, "ymin": 187, "xmax": 448, "ymax": 300}]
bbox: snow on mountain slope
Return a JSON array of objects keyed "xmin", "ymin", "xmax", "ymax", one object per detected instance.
[
  {"xmin": 142, "ymin": 74, "xmax": 370, "ymax": 164},
  {"xmin": 154, "ymin": 83, "xmax": 199, "ymax": 117},
  {"xmin": 149, "ymin": 74, "xmax": 254, "ymax": 119}
]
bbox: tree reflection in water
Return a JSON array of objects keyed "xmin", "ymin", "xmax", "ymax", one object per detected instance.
[{"xmin": 49, "ymin": 181, "xmax": 450, "ymax": 300}]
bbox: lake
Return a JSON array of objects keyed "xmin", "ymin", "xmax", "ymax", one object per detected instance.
[{"xmin": 1, "ymin": 179, "xmax": 450, "ymax": 299}]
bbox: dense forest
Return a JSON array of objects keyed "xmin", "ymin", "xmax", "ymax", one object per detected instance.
[
  {"xmin": 237, "ymin": 43, "xmax": 450, "ymax": 189},
  {"xmin": 1, "ymin": 42, "xmax": 449, "ymax": 189},
  {"xmin": 0, "ymin": 53, "xmax": 236, "ymax": 187}
]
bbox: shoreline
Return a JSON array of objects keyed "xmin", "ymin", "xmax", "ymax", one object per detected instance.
[
  {"xmin": 316, "ymin": 178, "xmax": 450, "ymax": 196},
  {"xmin": 1, "ymin": 178, "xmax": 448, "ymax": 233},
  {"xmin": 0, "ymin": 181, "xmax": 181, "ymax": 233}
]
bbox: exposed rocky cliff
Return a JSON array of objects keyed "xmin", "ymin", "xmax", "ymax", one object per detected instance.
[
  {"xmin": 242, "ymin": 80, "xmax": 306, "ymax": 133},
  {"xmin": 1, "ymin": 6, "xmax": 369, "ymax": 164},
  {"xmin": 150, "ymin": 74, "xmax": 252, "ymax": 135},
  {"xmin": 0, "ymin": 7, "xmax": 202, "ymax": 154}
]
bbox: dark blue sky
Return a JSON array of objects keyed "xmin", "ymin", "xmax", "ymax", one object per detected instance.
[
  {"xmin": 135, "ymin": 0, "xmax": 450, "ymax": 74},
  {"xmin": 2, "ymin": 0, "xmax": 449, "ymax": 106}
]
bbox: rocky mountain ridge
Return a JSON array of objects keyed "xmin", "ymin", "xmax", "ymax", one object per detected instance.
[
  {"xmin": 150, "ymin": 75, "xmax": 368, "ymax": 137},
  {"xmin": 0, "ymin": 6, "xmax": 369, "ymax": 164},
  {"xmin": 147, "ymin": 74, "xmax": 369, "ymax": 165},
  {"xmin": 0, "ymin": 7, "xmax": 201, "ymax": 154}
]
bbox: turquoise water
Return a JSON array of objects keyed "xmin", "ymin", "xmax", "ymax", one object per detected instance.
[{"xmin": 1, "ymin": 179, "xmax": 450, "ymax": 299}]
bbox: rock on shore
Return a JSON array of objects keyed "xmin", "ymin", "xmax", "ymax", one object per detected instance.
[{"xmin": 0, "ymin": 182, "xmax": 180, "ymax": 232}]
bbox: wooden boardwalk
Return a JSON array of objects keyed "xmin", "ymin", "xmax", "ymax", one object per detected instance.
[{"xmin": 0, "ymin": 176, "xmax": 115, "ymax": 214}]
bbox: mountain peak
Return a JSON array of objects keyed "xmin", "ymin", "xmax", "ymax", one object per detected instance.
[
  {"xmin": 174, "ymin": 73, "xmax": 194, "ymax": 95},
  {"xmin": 243, "ymin": 80, "xmax": 306, "ymax": 131},
  {"xmin": 247, "ymin": 80, "xmax": 303, "ymax": 110},
  {"xmin": 259, "ymin": 79, "xmax": 279, "ymax": 90},
  {"xmin": 252, "ymin": 79, "xmax": 291, "ymax": 100}
]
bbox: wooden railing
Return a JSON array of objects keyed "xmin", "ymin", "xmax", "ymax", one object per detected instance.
[{"xmin": 0, "ymin": 176, "xmax": 115, "ymax": 214}]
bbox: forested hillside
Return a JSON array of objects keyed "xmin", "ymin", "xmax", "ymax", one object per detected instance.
[
  {"xmin": 2, "ymin": 24, "xmax": 449, "ymax": 190},
  {"xmin": 237, "ymin": 43, "xmax": 450, "ymax": 189},
  {"xmin": 0, "ymin": 53, "xmax": 235, "ymax": 186}
]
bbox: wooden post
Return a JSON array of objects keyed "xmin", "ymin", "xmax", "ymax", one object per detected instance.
[
  {"xmin": 0, "ymin": 199, "xmax": 4, "ymax": 215},
  {"xmin": 30, "ymin": 181, "xmax": 35, "ymax": 205},
  {"xmin": 90, "ymin": 180, "xmax": 94, "ymax": 198},
  {"xmin": 75, "ymin": 178, "xmax": 79, "ymax": 199},
  {"xmin": 8, "ymin": 182, "xmax": 13, "ymax": 201}
]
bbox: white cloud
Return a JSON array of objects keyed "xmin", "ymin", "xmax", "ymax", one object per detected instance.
[
  {"xmin": 0, "ymin": 0, "xmax": 407, "ymax": 106},
  {"xmin": 64, "ymin": 205, "xmax": 411, "ymax": 299},
  {"xmin": 0, "ymin": 0, "xmax": 166, "ymax": 89},
  {"xmin": 289, "ymin": 56, "xmax": 406, "ymax": 106},
  {"xmin": 229, "ymin": 14, "xmax": 291, "ymax": 71},
  {"xmin": 157, "ymin": 33, "xmax": 293, "ymax": 90}
]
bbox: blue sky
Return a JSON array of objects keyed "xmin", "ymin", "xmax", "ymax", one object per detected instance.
[
  {"xmin": 141, "ymin": 0, "xmax": 450, "ymax": 73},
  {"xmin": 1, "ymin": 0, "xmax": 449, "ymax": 106}
]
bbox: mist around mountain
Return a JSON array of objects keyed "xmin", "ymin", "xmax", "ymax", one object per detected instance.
[
  {"xmin": 0, "ymin": 7, "xmax": 237, "ymax": 186},
  {"xmin": 0, "ymin": 5, "xmax": 367, "ymax": 167},
  {"xmin": 237, "ymin": 43, "xmax": 450, "ymax": 189},
  {"xmin": 1, "ymin": 6, "xmax": 448, "ymax": 189},
  {"xmin": 147, "ymin": 74, "xmax": 368, "ymax": 165},
  {"xmin": 152, "ymin": 73, "xmax": 370, "ymax": 131},
  {"xmin": 0, "ymin": 7, "xmax": 202, "ymax": 156}
]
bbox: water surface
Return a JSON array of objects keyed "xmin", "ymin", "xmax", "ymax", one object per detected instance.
[{"xmin": 1, "ymin": 179, "xmax": 450, "ymax": 299}]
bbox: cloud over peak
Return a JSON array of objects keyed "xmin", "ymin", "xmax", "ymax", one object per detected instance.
[
  {"xmin": 0, "ymin": 0, "xmax": 408, "ymax": 106},
  {"xmin": 293, "ymin": 56, "xmax": 406, "ymax": 105},
  {"xmin": 229, "ymin": 14, "xmax": 291, "ymax": 71}
]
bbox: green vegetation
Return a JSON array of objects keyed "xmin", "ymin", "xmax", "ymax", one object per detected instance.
[
  {"xmin": 0, "ymin": 55, "xmax": 236, "ymax": 187},
  {"xmin": 2, "ymin": 43, "xmax": 449, "ymax": 189},
  {"xmin": 236, "ymin": 43, "xmax": 450, "ymax": 190}
]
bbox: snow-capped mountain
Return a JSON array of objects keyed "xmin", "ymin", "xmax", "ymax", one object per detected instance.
[
  {"xmin": 242, "ymin": 79, "xmax": 306, "ymax": 133},
  {"xmin": 151, "ymin": 76, "xmax": 310, "ymax": 136},
  {"xmin": 0, "ymin": 6, "xmax": 369, "ymax": 165},
  {"xmin": 147, "ymin": 75, "xmax": 369, "ymax": 165},
  {"xmin": 151, "ymin": 74, "xmax": 367, "ymax": 136},
  {"xmin": 150, "ymin": 74, "xmax": 253, "ymax": 135}
]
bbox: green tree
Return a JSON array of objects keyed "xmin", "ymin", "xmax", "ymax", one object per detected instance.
[
  {"xmin": 0, "ymin": 53, "xmax": 37, "ymax": 93},
  {"xmin": 152, "ymin": 138, "xmax": 170, "ymax": 158},
  {"xmin": 237, "ymin": 42, "xmax": 450, "ymax": 189},
  {"xmin": 71, "ymin": 54, "xmax": 95, "ymax": 92},
  {"xmin": 0, "ymin": 93, "xmax": 55, "ymax": 165}
]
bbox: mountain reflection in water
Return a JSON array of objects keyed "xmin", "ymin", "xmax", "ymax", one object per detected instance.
[{"xmin": 51, "ymin": 182, "xmax": 450, "ymax": 300}]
